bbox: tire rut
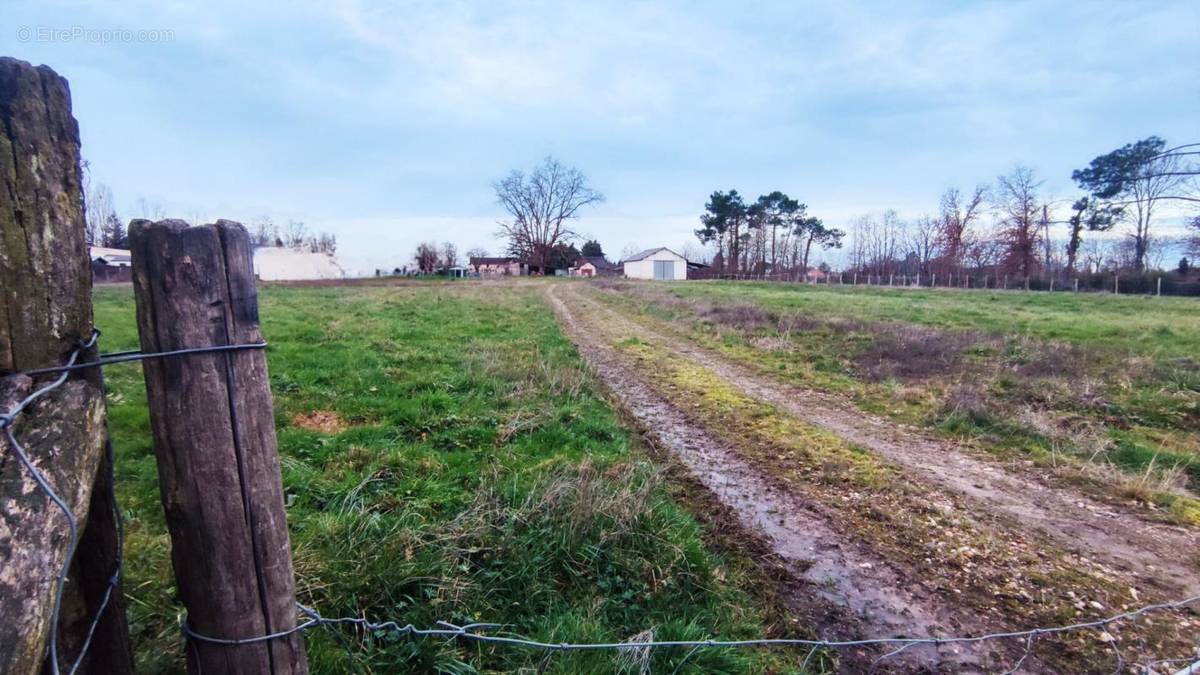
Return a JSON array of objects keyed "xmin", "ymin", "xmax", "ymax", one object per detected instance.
[
  {"xmin": 569, "ymin": 284, "xmax": 1200, "ymax": 600},
  {"xmin": 549, "ymin": 285, "xmax": 1009, "ymax": 672}
]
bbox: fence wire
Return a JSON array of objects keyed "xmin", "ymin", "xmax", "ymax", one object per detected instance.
[
  {"xmin": 4, "ymin": 331, "xmax": 1199, "ymax": 674},
  {"xmin": 1, "ymin": 332, "xmax": 266, "ymax": 675},
  {"xmin": 173, "ymin": 596, "xmax": 1200, "ymax": 672}
]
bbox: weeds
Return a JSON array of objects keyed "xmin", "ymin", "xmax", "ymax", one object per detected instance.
[
  {"xmin": 93, "ymin": 282, "xmax": 801, "ymax": 674},
  {"xmin": 586, "ymin": 280, "xmax": 1200, "ymax": 522}
]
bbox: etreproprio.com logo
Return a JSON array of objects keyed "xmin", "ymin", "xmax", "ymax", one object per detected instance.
[{"xmin": 16, "ymin": 26, "xmax": 175, "ymax": 43}]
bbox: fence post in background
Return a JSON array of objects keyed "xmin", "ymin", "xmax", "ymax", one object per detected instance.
[
  {"xmin": 129, "ymin": 219, "xmax": 308, "ymax": 674},
  {"xmin": 1075, "ymin": 278, "xmax": 1079, "ymax": 293},
  {"xmin": 0, "ymin": 57, "xmax": 133, "ymax": 674},
  {"xmin": 1157, "ymin": 277, "xmax": 1162, "ymax": 297},
  {"xmin": 1003, "ymin": 274, "xmax": 1008, "ymax": 289},
  {"xmin": 1114, "ymin": 273, "xmax": 1119, "ymax": 295}
]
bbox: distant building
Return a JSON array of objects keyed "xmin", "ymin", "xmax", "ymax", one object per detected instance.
[
  {"xmin": 470, "ymin": 256, "xmax": 525, "ymax": 276},
  {"xmin": 90, "ymin": 245, "xmax": 132, "ymax": 283},
  {"xmin": 252, "ymin": 247, "xmax": 346, "ymax": 281},
  {"xmin": 622, "ymin": 247, "xmax": 688, "ymax": 281},
  {"xmin": 571, "ymin": 256, "xmax": 620, "ymax": 277}
]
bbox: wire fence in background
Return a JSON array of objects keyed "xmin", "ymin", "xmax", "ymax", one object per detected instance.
[
  {"xmin": 687, "ymin": 269, "xmax": 1200, "ymax": 297},
  {"xmin": 4, "ymin": 331, "xmax": 1199, "ymax": 674}
]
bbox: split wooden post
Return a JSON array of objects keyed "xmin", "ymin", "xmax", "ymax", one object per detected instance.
[
  {"xmin": 129, "ymin": 219, "xmax": 307, "ymax": 674},
  {"xmin": 0, "ymin": 56, "xmax": 132, "ymax": 675}
]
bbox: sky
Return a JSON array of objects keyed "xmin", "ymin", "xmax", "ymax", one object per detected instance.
[{"xmin": 4, "ymin": 1, "xmax": 1197, "ymax": 274}]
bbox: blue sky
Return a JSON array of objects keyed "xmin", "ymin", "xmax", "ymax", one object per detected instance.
[{"xmin": 4, "ymin": 1, "xmax": 1197, "ymax": 272}]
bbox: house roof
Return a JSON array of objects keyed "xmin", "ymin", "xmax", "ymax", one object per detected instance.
[
  {"xmin": 470, "ymin": 256, "xmax": 516, "ymax": 265},
  {"xmin": 89, "ymin": 245, "xmax": 130, "ymax": 260},
  {"xmin": 95, "ymin": 254, "xmax": 131, "ymax": 265},
  {"xmin": 622, "ymin": 247, "xmax": 684, "ymax": 263},
  {"xmin": 577, "ymin": 255, "xmax": 618, "ymax": 270}
]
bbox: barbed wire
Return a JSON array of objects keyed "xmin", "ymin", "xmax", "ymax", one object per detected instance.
[
  {"xmin": 5, "ymin": 333, "xmax": 1200, "ymax": 673},
  {"xmin": 1, "ymin": 332, "xmax": 267, "ymax": 675}
]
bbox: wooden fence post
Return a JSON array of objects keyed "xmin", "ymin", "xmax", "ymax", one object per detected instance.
[
  {"xmin": 129, "ymin": 219, "xmax": 307, "ymax": 674},
  {"xmin": 0, "ymin": 56, "xmax": 132, "ymax": 675}
]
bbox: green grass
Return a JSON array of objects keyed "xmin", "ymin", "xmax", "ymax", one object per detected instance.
[
  {"xmin": 665, "ymin": 281, "xmax": 1200, "ymax": 357},
  {"xmin": 93, "ymin": 282, "xmax": 802, "ymax": 674},
  {"xmin": 587, "ymin": 280, "xmax": 1200, "ymax": 519}
]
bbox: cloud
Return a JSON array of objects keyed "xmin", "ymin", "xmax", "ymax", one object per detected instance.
[{"xmin": 4, "ymin": 0, "xmax": 1195, "ymax": 269}]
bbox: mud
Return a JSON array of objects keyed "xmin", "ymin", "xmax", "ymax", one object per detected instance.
[
  {"xmin": 549, "ymin": 286, "xmax": 1007, "ymax": 671},
  {"xmin": 563, "ymin": 285, "xmax": 1200, "ymax": 601}
]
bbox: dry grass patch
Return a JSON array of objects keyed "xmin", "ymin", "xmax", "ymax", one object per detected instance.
[
  {"xmin": 292, "ymin": 409, "xmax": 349, "ymax": 434},
  {"xmin": 610, "ymin": 337, "xmax": 1200, "ymax": 671}
]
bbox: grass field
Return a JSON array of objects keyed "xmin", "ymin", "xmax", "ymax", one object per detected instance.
[
  {"xmin": 93, "ymin": 281, "xmax": 803, "ymax": 674},
  {"xmin": 590, "ymin": 280, "xmax": 1200, "ymax": 523}
]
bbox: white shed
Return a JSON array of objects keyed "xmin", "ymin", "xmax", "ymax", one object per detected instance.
[
  {"xmin": 253, "ymin": 247, "xmax": 347, "ymax": 281},
  {"xmin": 622, "ymin": 247, "xmax": 688, "ymax": 281}
]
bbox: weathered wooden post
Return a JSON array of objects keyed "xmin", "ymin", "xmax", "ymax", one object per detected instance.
[
  {"xmin": 129, "ymin": 219, "xmax": 307, "ymax": 674},
  {"xmin": 0, "ymin": 56, "xmax": 132, "ymax": 674},
  {"xmin": 1157, "ymin": 277, "xmax": 1161, "ymax": 297}
]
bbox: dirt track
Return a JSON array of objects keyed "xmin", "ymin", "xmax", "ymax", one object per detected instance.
[
  {"xmin": 562, "ymin": 285, "xmax": 1200, "ymax": 599},
  {"xmin": 548, "ymin": 282, "xmax": 1200, "ymax": 673}
]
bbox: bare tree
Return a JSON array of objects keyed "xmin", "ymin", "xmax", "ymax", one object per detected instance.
[
  {"xmin": 494, "ymin": 156, "xmax": 604, "ymax": 274},
  {"xmin": 250, "ymin": 215, "xmax": 276, "ymax": 247},
  {"xmin": 995, "ymin": 166, "xmax": 1043, "ymax": 284},
  {"xmin": 466, "ymin": 246, "xmax": 489, "ymax": 261},
  {"xmin": 937, "ymin": 186, "xmax": 986, "ymax": 274},
  {"xmin": 908, "ymin": 215, "xmax": 940, "ymax": 276},
  {"xmin": 86, "ymin": 182, "xmax": 116, "ymax": 247},
  {"xmin": 414, "ymin": 241, "xmax": 441, "ymax": 274},
  {"xmin": 442, "ymin": 242, "xmax": 458, "ymax": 268},
  {"xmin": 135, "ymin": 197, "xmax": 166, "ymax": 221},
  {"xmin": 282, "ymin": 220, "xmax": 308, "ymax": 249}
]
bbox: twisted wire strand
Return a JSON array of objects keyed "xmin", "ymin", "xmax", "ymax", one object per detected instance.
[
  {"xmin": 1, "ymin": 332, "xmax": 267, "ymax": 674},
  {"xmin": 6, "ymin": 332, "xmax": 1200, "ymax": 672},
  {"xmin": 179, "ymin": 595, "xmax": 1199, "ymax": 657}
]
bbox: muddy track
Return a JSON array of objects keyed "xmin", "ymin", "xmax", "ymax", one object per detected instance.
[
  {"xmin": 563, "ymin": 284, "xmax": 1200, "ymax": 601},
  {"xmin": 547, "ymin": 285, "xmax": 1032, "ymax": 672}
]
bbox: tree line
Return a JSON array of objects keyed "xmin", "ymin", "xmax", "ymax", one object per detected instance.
[
  {"xmin": 694, "ymin": 136, "xmax": 1199, "ymax": 281},
  {"xmin": 694, "ymin": 190, "xmax": 842, "ymax": 275},
  {"xmin": 82, "ymin": 164, "xmax": 336, "ymax": 255},
  {"xmin": 248, "ymin": 216, "xmax": 337, "ymax": 255}
]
